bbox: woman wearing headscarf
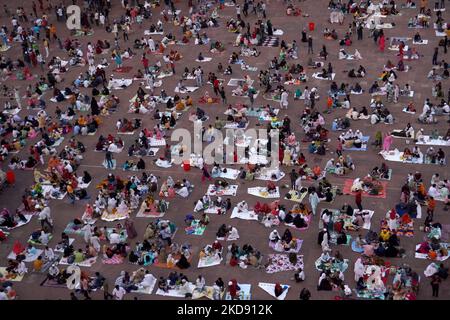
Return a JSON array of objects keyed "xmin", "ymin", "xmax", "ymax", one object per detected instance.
[
  {"xmin": 91, "ymin": 96, "xmax": 99, "ymax": 115},
  {"xmin": 125, "ymin": 218, "xmax": 138, "ymax": 239}
]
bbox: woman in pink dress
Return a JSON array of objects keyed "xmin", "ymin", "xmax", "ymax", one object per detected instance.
[{"xmin": 382, "ymin": 132, "xmax": 393, "ymax": 151}]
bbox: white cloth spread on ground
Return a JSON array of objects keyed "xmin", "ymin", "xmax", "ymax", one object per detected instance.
[
  {"xmin": 258, "ymin": 282, "xmax": 290, "ymax": 300},
  {"xmin": 248, "ymin": 187, "xmax": 280, "ymax": 198},
  {"xmin": 231, "ymin": 207, "xmax": 258, "ymax": 220}
]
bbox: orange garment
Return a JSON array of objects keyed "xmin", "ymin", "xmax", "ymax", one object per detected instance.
[
  {"xmin": 401, "ymin": 213, "xmax": 412, "ymax": 225},
  {"xmin": 417, "ymin": 183, "xmax": 425, "ymax": 195},
  {"xmin": 78, "ymin": 116, "xmax": 87, "ymax": 126},
  {"xmin": 428, "ymin": 250, "xmax": 437, "ymax": 260},
  {"xmin": 48, "ymin": 157, "xmax": 60, "ymax": 169},
  {"xmin": 94, "ymin": 116, "xmax": 102, "ymax": 125},
  {"xmin": 313, "ymin": 166, "xmax": 322, "ymax": 176},
  {"xmin": 327, "ymin": 97, "xmax": 333, "ymax": 109},
  {"xmin": 428, "ymin": 198, "xmax": 436, "ymax": 211},
  {"xmin": 33, "ymin": 259, "xmax": 43, "ymax": 271},
  {"xmin": 176, "ymin": 101, "xmax": 185, "ymax": 111},
  {"xmin": 299, "ymin": 208, "xmax": 309, "ymax": 216}
]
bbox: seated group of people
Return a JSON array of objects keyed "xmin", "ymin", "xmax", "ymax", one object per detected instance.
[
  {"xmin": 325, "ymin": 155, "xmax": 355, "ymax": 175},
  {"xmin": 225, "ymin": 242, "xmax": 264, "ymax": 269},
  {"xmin": 338, "ymin": 129, "xmax": 365, "ymax": 148},
  {"xmin": 370, "ymin": 163, "xmax": 391, "ymax": 180},
  {"xmin": 348, "ymin": 65, "xmax": 366, "ymax": 78}
]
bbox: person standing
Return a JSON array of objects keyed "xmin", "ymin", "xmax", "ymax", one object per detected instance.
[
  {"xmin": 90, "ymin": 234, "xmax": 101, "ymax": 253},
  {"xmin": 99, "ymin": 12, "xmax": 105, "ymax": 26},
  {"xmin": 42, "ymin": 38, "xmax": 50, "ymax": 58},
  {"xmin": 38, "ymin": 205, "xmax": 53, "ymax": 232},
  {"xmin": 382, "ymin": 132, "xmax": 393, "ymax": 152},
  {"xmin": 419, "ymin": 0, "xmax": 428, "ymax": 14},
  {"xmin": 32, "ymin": 2, "xmax": 37, "ymax": 17},
  {"xmin": 379, "ymin": 32, "xmax": 385, "ymax": 52},
  {"xmin": 103, "ymin": 280, "xmax": 114, "ymax": 300},
  {"xmin": 141, "ymin": 54, "xmax": 149, "ymax": 74},
  {"xmin": 427, "ymin": 196, "xmax": 436, "ymax": 217},
  {"xmin": 201, "ymin": 164, "xmax": 212, "ymax": 182},
  {"xmin": 94, "ymin": 11, "xmax": 99, "ymax": 26},
  {"xmin": 321, "ymin": 45, "xmax": 328, "ymax": 60},
  {"xmin": 289, "ymin": 169, "xmax": 298, "ymax": 190},
  {"xmin": 114, "ymin": 53, "xmax": 123, "ymax": 70},
  {"xmin": 213, "ymin": 78, "xmax": 220, "ymax": 96},
  {"xmin": 309, "ymin": 189, "xmax": 320, "ymax": 216},
  {"xmin": 125, "ymin": 218, "xmax": 138, "ymax": 239},
  {"xmin": 280, "ymin": 89, "xmax": 289, "ymax": 109},
  {"xmin": 249, "ymin": 89, "xmax": 254, "ymax": 106},
  {"xmin": 67, "ymin": 182, "xmax": 75, "ymax": 205},
  {"xmin": 431, "ymin": 274, "xmax": 441, "ymax": 297},
  {"xmin": 355, "ymin": 189, "xmax": 363, "ymax": 211},
  {"xmin": 219, "ymin": 86, "xmax": 227, "ymax": 104},
  {"xmin": 14, "ymin": 88, "xmax": 21, "ymax": 109},
  {"xmin": 335, "ymin": 139, "xmax": 343, "ymax": 157},
  {"xmin": 105, "ymin": 150, "xmax": 114, "ymax": 169},
  {"xmin": 91, "ymin": 96, "xmax": 99, "ymax": 115},
  {"xmin": 433, "ymin": 47, "xmax": 439, "ymax": 65},
  {"xmin": 147, "ymin": 37, "xmax": 155, "ymax": 52},
  {"xmin": 310, "ymin": 89, "xmax": 316, "ymax": 108},
  {"xmin": 243, "ymin": 1, "xmax": 248, "ymax": 17},
  {"xmin": 442, "ymin": 36, "xmax": 448, "ymax": 54},
  {"xmin": 294, "ymin": 175, "xmax": 302, "ymax": 191},
  {"xmin": 49, "ymin": 24, "xmax": 57, "ymax": 42},
  {"xmin": 195, "ymin": 67, "xmax": 203, "ymax": 87},
  {"xmin": 37, "ymin": 52, "xmax": 45, "ymax": 71},
  {"xmin": 307, "ymin": 36, "xmax": 313, "ymax": 54},
  {"xmin": 170, "ymin": 59, "xmax": 175, "ymax": 74},
  {"xmin": 357, "ymin": 22, "xmax": 363, "ymax": 40},
  {"xmin": 373, "ymin": 29, "xmax": 379, "ymax": 43}
]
